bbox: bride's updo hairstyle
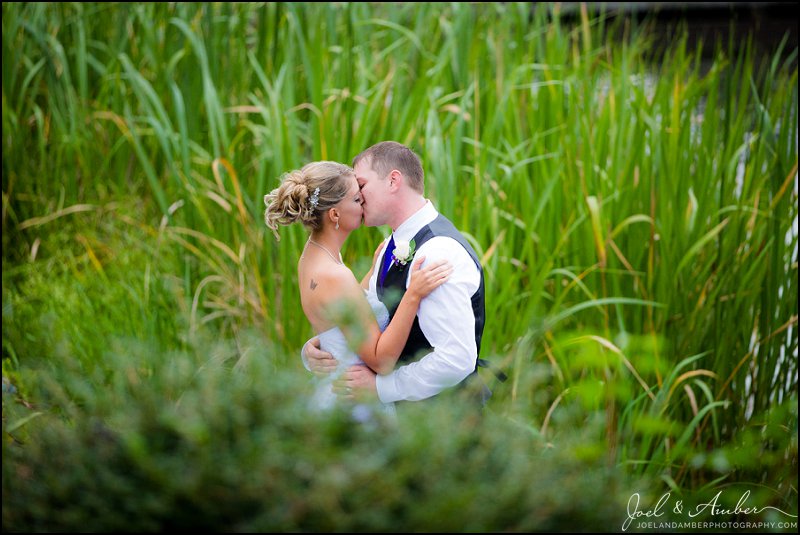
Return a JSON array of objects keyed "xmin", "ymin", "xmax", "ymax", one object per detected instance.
[{"xmin": 264, "ymin": 161, "xmax": 354, "ymax": 239}]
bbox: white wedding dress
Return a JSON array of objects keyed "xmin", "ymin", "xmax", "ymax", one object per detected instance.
[{"xmin": 309, "ymin": 289, "xmax": 395, "ymax": 417}]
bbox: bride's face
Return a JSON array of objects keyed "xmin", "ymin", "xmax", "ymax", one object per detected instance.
[{"xmin": 335, "ymin": 175, "xmax": 364, "ymax": 232}]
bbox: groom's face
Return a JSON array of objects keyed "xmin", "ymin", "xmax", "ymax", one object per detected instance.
[{"xmin": 354, "ymin": 160, "xmax": 391, "ymax": 227}]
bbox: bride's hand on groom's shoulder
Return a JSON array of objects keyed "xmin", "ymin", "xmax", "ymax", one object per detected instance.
[{"xmin": 406, "ymin": 257, "xmax": 453, "ymax": 301}]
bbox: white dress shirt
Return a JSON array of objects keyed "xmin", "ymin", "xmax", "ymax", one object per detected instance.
[{"xmin": 368, "ymin": 201, "xmax": 481, "ymax": 402}]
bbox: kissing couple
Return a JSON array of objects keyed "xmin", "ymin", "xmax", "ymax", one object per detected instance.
[{"xmin": 264, "ymin": 141, "xmax": 490, "ymax": 416}]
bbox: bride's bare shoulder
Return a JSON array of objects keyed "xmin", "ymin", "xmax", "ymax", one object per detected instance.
[{"xmin": 300, "ymin": 260, "xmax": 358, "ymax": 291}]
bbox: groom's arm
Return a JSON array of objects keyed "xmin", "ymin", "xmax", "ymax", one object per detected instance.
[{"xmin": 374, "ymin": 238, "xmax": 480, "ymax": 402}]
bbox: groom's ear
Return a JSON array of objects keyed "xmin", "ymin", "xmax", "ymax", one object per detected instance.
[{"xmin": 388, "ymin": 169, "xmax": 403, "ymax": 191}]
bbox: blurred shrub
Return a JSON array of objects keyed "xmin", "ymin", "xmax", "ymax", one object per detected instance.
[{"xmin": 3, "ymin": 330, "xmax": 632, "ymax": 532}]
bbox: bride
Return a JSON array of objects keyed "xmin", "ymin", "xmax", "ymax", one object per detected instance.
[{"xmin": 263, "ymin": 161, "xmax": 451, "ymax": 412}]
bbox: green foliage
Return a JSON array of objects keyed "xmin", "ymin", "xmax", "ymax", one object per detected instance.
[
  {"xmin": 2, "ymin": 1, "xmax": 798, "ymax": 527},
  {"xmin": 3, "ymin": 335, "xmax": 631, "ymax": 532},
  {"xmin": 3, "ymin": 208, "xmax": 185, "ymax": 376}
]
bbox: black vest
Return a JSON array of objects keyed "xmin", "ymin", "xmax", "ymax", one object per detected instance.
[{"xmin": 377, "ymin": 214, "xmax": 485, "ymax": 369}]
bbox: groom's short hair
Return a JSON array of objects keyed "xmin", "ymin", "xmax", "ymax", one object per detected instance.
[{"xmin": 353, "ymin": 141, "xmax": 424, "ymax": 194}]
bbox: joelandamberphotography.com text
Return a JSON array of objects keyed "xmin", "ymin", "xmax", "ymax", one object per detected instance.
[
  {"xmin": 623, "ymin": 490, "xmax": 798, "ymax": 532},
  {"xmin": 633, "ymin": 521, "xmax": 797, "ymax": 531}
]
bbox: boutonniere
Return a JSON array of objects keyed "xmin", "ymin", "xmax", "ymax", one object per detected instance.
[{"xmin": 391, "ymin": 239, "xmax": 416, "ymax": 267}]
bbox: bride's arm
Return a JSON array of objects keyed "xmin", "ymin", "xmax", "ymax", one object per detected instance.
[
  {"xmin": 325, "ymin": 258, "xmax": 452, "ymax": 375},
  {"xmin": 369, "ymin": 257, "xmax": 455, "ymax": 374}
]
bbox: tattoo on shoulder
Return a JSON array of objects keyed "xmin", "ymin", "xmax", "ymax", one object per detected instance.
[{"xmin": 310, "ymin": 279, "xmax": 318, "ymax": 290}]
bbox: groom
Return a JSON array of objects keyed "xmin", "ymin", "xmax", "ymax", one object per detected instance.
[{"xmin": 304, "ymin": 141, "xmax": 489, "ymax": 405}]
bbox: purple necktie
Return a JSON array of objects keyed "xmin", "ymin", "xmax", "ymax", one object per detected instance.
[{"xmin": 379, "ymin": 235, "xmax": 395, "ymax": 287}]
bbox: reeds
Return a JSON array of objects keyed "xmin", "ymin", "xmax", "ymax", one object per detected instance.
[{"xmin": 3, "ymin": 2, "xmax": 797, "ymax": 501}]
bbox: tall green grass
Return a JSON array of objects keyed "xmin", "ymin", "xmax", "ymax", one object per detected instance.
[{"xmin": 3, "ymin": 2, "xmax": 797, "ymax": 525}]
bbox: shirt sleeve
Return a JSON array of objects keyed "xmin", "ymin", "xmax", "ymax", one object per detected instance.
[{"xmin": 375, "ymin": 236, "xmax": 480, "ymax": 402}]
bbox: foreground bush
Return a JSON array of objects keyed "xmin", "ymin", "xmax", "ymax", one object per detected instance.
[{"xmin": 3, "ymin": 334, "xmax": 631, "ymax": 532}]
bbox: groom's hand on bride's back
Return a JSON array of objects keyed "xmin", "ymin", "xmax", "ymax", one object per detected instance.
[{"xmin": 303, "ymin": 337, "xmax": 339, "ymax": 376}]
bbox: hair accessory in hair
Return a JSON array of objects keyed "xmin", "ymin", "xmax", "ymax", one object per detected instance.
[{"xmin": 309, "ymin": 187, "xmax": 320, "ymax": 209}]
